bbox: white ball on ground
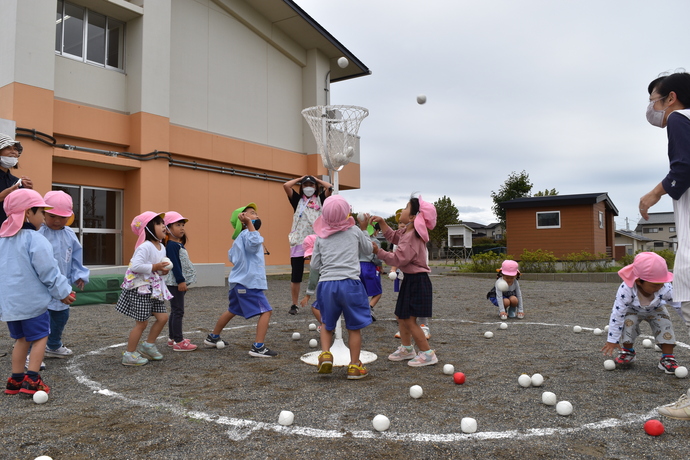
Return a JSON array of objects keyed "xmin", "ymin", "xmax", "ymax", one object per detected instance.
[
  {"xmin": 443, "ymin": 364, "xmax": 455, "ymax": 375},
  {"xmin": 675, "ymin": 366, "xmax": 689, "ymax": 378},
  {"xmin": 34, "ymin": 457, "xmax": 53, "ymax": 460},
  {"xmin": 416, "ymin": 94, "xmax": 427, "ymax": 105},
  {"xmin": 308, "ymin": 323, "xmax": 317, "ymax": 331},
  {"xmin": 604, "ymin": 325, "xmax": 609, "ymax": 332},
  {"xmin": 292, "ymin": 332, "xmax": 301, "ymax": 340},
  {"xmin": 573, "ymin": 326, "xmax": 582, "ymax": 333},
  {"xmin": 216, "ymin": 340, "xmax": 225, "ymax": 349},
  {"xmin": 460, "ymin": 417, "xmax": 477, "ymax": 433},
  {"xmin": 33, "ymin": 390, "xmax": 48, "ymax": 404},
  {"xmin": 518, "ymin": 374, "xmax": 532, "ymax": 388},
  {"xmin": 372, "ymin": 414, "xmax": 390, "ymax": 432},
  {"xmin": 542, "ymin": 391, "xmax": 557, "ymax": 405},
  {"xmin": 531, "ymin": 373, "xmax": 544, "ymax": 387},
  {"xmin": 556, "ymin": 401, "xmax": 573, "ymax": 416},
  {"xmin": 484, "ymin": 331, "xmax": 494, "ymax": 339},
  {"xmin": 604, "ymin": 359, "xmax": 616, "ymax": 370},
  {"xmin": 309, "ymin": 339, "xmax": 318, "ymax": 348},
  {"xmin": 278, "ymin": 410, "xmax": 294, "ymax": 426},
  {"xmin": 593, "ymin": 328, "xmax": 602, "ymax": 336},
  {"xmin": 499, "ymin": 322, "xmax": 508, "ymax": 330},
  {"xmin": 388, "ymin": 271, "xmax": 397, "ymax": 281},
  {"xmin": 410, "ymin": 385, "xmax": 423, "ymax": 399},
  {"xmin": 337, "ymin": 57, "xmax": 348, "ymax": 68},
  {"xmin": 643, "ymin": 339, "xmax": 653, "ymax": 348}
]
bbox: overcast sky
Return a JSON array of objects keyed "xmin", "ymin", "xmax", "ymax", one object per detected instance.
[{"xmin": 293, "ymin": 0, "xmax": 689, "ymax": 230}]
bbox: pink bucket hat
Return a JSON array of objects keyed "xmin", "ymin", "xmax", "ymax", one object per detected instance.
[
  {"xmin": 164, "ymin": 211, "xmax": 188, "ymax": 226},
  {"xmin": 131, "ymin": 211, "xmax": 165, "ymax": 248},
  {"xmin": 302, "ymin": 234, "xmax": 317, "ymax": 257},
  {"xmin": 0, "ymin": 189, "xmax": 52, "ymax": 237},
  {"xmin": 501, "ymin": 260, "xmax": 519, "ymax": 276},
  {"xmin": 618, "ymin": 252, "xmax": 673, "ymax": 287},
  {"xmin": 44, "ymin": 191, "xmax": 75, "ymax": 226},
  {"xmin": 413, "ymin": 195, "xmax": 437, "ymax": 243},
  {"xmin": 312, "ymin": 195, "xmax": 355, "ymax": 238}
]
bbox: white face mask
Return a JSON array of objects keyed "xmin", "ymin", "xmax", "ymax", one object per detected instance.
[
  {"xmin": 646, "ymin": 100, "xmax": 666, "ymax": 128},
  {"xmin": 0, "ymin": 156, "xmax": 18, "ymax": 169},
  {"xmin": 303, "ymin": 186, "xmax": 316, "ymax": 197}
]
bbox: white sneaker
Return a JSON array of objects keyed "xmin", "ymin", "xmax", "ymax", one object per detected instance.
[
  {"xmin": 25, "ymin": 355, "xmax": 46, "ymax": 371},
  {"xmin": 408, "ymin": 350, "xmax": 438, "ymax": 367},
  {"xmin": 420, "ymin": 324, "xmax": 431, "ymax": 340},
  {"xmin": 388, "ymin": 346, "xmax": 417, "ymax": 361},
  {"xmin": 658, "ymin": 394, "xmax": 690, "ymax": 420},
  {"xmin": 45, "ymin": 345, "xmax": 73, "ymax": 358}
]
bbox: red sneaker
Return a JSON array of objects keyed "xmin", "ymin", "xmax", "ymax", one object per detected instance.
[
  {"xmin": 5, "ymin": 377, "xmax": 23, "ymax": 395},
  {"xmin": 19, "ymin": 375, "xmax": 50, "ymax": 395}
]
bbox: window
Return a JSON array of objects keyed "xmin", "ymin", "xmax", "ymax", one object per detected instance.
[
  {"xmin": 55, "ymin": 0, "xmax": 125, "ymax": 71},
  {"xmin": 670, "ymin": 227, "xmax": 676, "ymax": 233},
  {"xmin": 52, "ymin": 184, "xmax": 123, "ymax": 265},
  {"xmin": 598, "ymin": 211, "xmax": 604, "ymax": 229},
  {"xmin": 536, "ymin": 211, "xmax": 560, "ymax": 229},
  {"xmin": 654, "ymin": 242, "xmax": 664, "ymax": 248},
  {"xmin": 643, "ymin": 228, "xmax": 659, "ymax": 234}
]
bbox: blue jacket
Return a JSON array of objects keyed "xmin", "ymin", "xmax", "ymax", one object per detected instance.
[{"xmin": 228, "ymin": 229, "xmax": 267, "ymax": 290}]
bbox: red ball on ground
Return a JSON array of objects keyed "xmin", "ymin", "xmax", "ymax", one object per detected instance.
[
  {"xmin": 644, "ymin": 419, "xmax": 664, "ymax": 436},
  {"xmin": 453, "ymin": 372, "xmax": 465, "ymax": 384}
]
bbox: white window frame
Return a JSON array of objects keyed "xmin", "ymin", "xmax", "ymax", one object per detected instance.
[
  {"xmin": 598, "ymin": 211, "xmax": 604, "ymax": 229},
  {"xmin": 536, "ymin": 211, "xmax": 561, "ymax": 229},
  {"xmin": 55, "ymin": 0, "xmax": 126, "ymax": 72}
]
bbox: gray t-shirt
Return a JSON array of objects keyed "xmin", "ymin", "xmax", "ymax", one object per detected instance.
[{"xmin": 311, "ymin": 226, "xmax": 372, "ymax": 282}]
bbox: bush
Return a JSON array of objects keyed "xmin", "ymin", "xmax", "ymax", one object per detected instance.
[
  {"xmin": 562, "ymin": 251, "xmax": 610, "ymax": 273},
  {"xmin": 469, "ymin": 252, "xmax": 505, "ymax": 273},
  {"xmin": 518, "ymin": 249, "xmax": 557, "ymax": 273}
]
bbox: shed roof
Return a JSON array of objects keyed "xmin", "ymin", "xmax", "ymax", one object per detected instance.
[{"xmin": 499, "ymin": 193, "xmax": 619, "ymax": 216}]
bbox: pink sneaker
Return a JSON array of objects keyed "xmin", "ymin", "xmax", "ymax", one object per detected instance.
[
  {"xmin": 167, "ymin": 339, "xmax": 174, "ymax": 347},
  {"xmin": 172, "ymin": 339, "xmax": 197, "ymax": 352}
]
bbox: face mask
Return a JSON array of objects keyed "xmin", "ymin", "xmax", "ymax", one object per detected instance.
[
  {"xmin": 251, "ymin": 218, "xmax": 262, "ymax": 231},
  {"xmin": 303, "ymin": 187, "xmax": 316, "ymax": 197},
  {"xmin": 646, "ymin": 100, "xmax": 666, "ymax": 128},
  {"xmin": 0, "ymin": 156, "xmax": 18, "ymax": 169}
]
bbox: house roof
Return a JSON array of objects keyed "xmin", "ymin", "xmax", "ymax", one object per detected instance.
[
  {"xmin": 615, "ymin": 229, "xmax": 654, "ymax": 242},
  {"xmin": 446, "ymin": 224, "xmax": 476, "ymax": 232},
  {"xmin": 636, "ymin": 212, "xmax": 675, "ymax": 225},
  {"xmin": 457, "ymin": 221, "xmax": 487, "ymax": 230},
  {"xmin": 499, "ymin": 193, "xmax": 619, "ymax": 216}
]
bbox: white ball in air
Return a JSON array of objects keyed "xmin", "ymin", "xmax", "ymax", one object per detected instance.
[
  {"xmin": 416, "ymin": 94, "xmax": 427, "ymax": 105},
  {"xmin": 496, "ymin": 279, "xmax": 509, "ymax": 292},
  {"xmin": 337, "ymin": 57, "xmax": 348, "ymax": 68}
]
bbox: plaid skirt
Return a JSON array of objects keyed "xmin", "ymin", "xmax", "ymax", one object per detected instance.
[
  {"xmin": 395, "ymin": 272, "xmax": 432, "ymax": 319},
  {"xmin": 116, "ymin": 288, "xmax": 167, "ymax": 322}
]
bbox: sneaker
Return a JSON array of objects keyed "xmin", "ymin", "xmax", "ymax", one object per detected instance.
[
  {"xmin": 249, "ymin": 344, "xmax": 277, "ymax": 358},
  {"xmin": 394, "ymin": 331, "xmax": 401, "ymax": 339},
  {"xmin": 507, "ymin": 306, "xmax": 517, "ymax": 318},
  {"xmin": 388, "ymin": 346, "xmax": 417, "ymax": 361},
  {"xmin": 203, "ymin": 334, "xmax": 228, "ymax": 348},
  {"xmin": 370, "ymin": 307, "xmax": 377, "ymax": 322},
  {"xmin": 420, "ymin": 324, "xmax": 431, "ymax": 340},
  {"xmin": 122, "ymin": 351, "xmax": 148, "ymax": 366},
  {"xmin": 137, "ymin": 342, "xmax": 163, "ymax": 361},
  {"xmin": 25, "ymin": 355, "xmax": 46, "ymax": 371},
  {"xmin": 408, "ymin": 350, "xmax": 439, "ymax": 367},
  {"xmin": 19, "ymin": 375, "xmax": 50, "ymax": 395},
  {"xmin": 167, "ymin": 339, "xmax": 174, "ymax": 347},
  {"xmin": 658, "ymin": 394, "xmax": 690, "ymax": 420},
  {"xmin": 347, "ymin": 362, "xmax": 368, "ymax": 380},
  {"xmin": 289, "ymin": 304, "xmax": 299, "ymax": 315},
  {"xmin": 659, "ymin": 355, "xmax": 680, "ymax": 374},
  {"xmin": 5, "ymin": 377, "xmax": 23, "ymax": 395},
  {"xmin": 517, "ymin": 312, "xmax": 525, "ymax": 319},
  {"xmin": 615, "ymin": 349, "xmax": 636, "ymax": 366},
  {"xmin": 317, "ymin": 351, "xmax": 333, "ymax": 374},
  {"xmin": 44, "ymin": 346, "xmax": 73, "ymax": 358},
  {"xmin": 172, "ymin": 339, "xmax": 197, "ymax": 352}
]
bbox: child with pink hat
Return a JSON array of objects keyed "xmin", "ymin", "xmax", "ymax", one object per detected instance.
[
  {"xmin": 38, "ymin": 191, "xmax": 90, "ymax": 359},
  {"xmin": 371, "ymin": 194, "xmax": 439, "ymax": 367},
  {"xmin": 115, "ymin": 211, "xmax": 172, "ymax": 366},
  {"xmin": 602, "ymin": 252, "xmax": 684, "ymax": 374},
  {"xmin": 163, "ymin": 211, "xmax": 197, "ymax": 351},
  {"xmin": 487, "ymin": 260, "xmax": 525, "ymax": 320},
  {"xmin": 0, "ymin": 189, "xmax": 75, "ymax": 396}
]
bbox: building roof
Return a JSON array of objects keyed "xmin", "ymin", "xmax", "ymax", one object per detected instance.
[
  {"xmin": 446, "ymin": 224, "xmax": 475, "ymax": 232},
  {"xmin": 458, "ymin": 221, "xmax": 487, "ymax": 230},
  {"xmin": 615, "ymin": 229, "xmax": 654, "ymax": 242},
  {"xmin": 499, "ymin": 192, "xmax": 619, "ymax": 216},
  {"xmin": 636, "ymin": 212, "xmax": 675, "ymax": 225}
]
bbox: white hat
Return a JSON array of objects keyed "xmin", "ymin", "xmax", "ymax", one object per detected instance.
[{"xmin": 0, "ymin": 133, "xmax": 23, "ymax": 155}]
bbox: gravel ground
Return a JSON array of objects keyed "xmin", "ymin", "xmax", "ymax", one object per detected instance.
[{"xmin": 2, "ymin": 271, "xmax": 690, "ymax": 460}]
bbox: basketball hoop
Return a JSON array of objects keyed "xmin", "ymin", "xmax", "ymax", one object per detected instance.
[
  {"xmin": 301, "ymin": 105, "xmax": 369, "ymax": 193},
  {"xmin": 300, "ymin": 104, "xmax": 376, "ymax": 367}
]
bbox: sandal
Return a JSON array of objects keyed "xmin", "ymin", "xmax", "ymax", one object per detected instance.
[
  {"xmin": 499, "ymin": 312, "xmax": 508, "ymax": 320},
  {"xmin": 517, "ymin": 312, "xmax": 524, "ymax": 319}
]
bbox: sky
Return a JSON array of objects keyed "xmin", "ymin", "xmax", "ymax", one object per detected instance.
[{"xmin": 292, "ymin": 0, "xmax": 689, "ymax": 230}]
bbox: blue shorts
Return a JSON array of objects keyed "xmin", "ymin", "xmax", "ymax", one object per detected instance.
[
  {"xmin": 359, "ymin": 262, "xmax": 382, "ymax": 297},
  {"xmin": 7, "ymin": 311, "xmax": 50, "ymax": 342},
  {"xmin": 228, "ymin": 284, "xmax": 272, "ymax": 319},
  {"xmin": 489, "ymin": 290, "xmax": 517, "ymax": 307},
  {"xmin": 316, "ymin": 279, "xmax": 372, "ymax": 331}
]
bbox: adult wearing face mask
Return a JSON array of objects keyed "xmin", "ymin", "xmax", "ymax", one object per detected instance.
[
  {"xmin": 283, "ymin": 175, "xmax": 333, "ymax": 315},
  {"xmin": 642, "ymin": 72, "xmax": 690, "ymax": 421},
  {"xmin": 0, "ymin": 134, "xmax": 33, "ymax": 226}
]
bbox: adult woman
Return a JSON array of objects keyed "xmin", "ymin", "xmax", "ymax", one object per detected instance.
[
  {"xmin": 641, "ymin": 72, "xmax": 690, "ymax": 420},
  {"xmin": 0, "ymin": 134, "xmax": 33, "ymax": 226},
  {"xmin": 283, "ymin": 175, "xmax": 332, "ymax": 314}
]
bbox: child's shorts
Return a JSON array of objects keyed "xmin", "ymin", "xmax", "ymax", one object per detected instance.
[
  {"xmin": 621, "ymin": 307, "xmax": 676, "ymax": 345},
  {"xmin": 359, "ymin": 261, "xmax": 382, "ymax": 297},
  {"xmin": 317, "ymin": 279, "xmax": 371, "ymax": 331},
  {"xmin": 228, "ymin": 284, "xmax": 272, "ymax": 319},
  {"xmin": 7, "ymin": 310, "xmax": 50, "ymax": 342},
  {"xmin": 488, "ymin": 290, "xmax": 517, "ymax": 307}
]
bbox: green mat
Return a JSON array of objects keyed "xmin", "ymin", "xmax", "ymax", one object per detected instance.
[
  {"xmin": 74, "ymin": 274, "xmax": 124, "ymax": 293},
  {"xmin": 71, "ymin": 290, "xmax": 120, "ymax": 306}
]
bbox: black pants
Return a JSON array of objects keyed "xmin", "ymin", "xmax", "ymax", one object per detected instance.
[{"xmin": 167, "ymin": 285, "xmax": 186, "ymax": 343}]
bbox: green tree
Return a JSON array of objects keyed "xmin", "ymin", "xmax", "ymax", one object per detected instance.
[
  {"xmin": 533, "ymin": 188, "xmax": 559, "ymax": 197},
  {"xmin": 428, "ymin": 195, "xmax": 460, "ymax": 256},
  {"xmin": 491, "ymin": 170, "xmax": 533, "ymax": 228}
]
